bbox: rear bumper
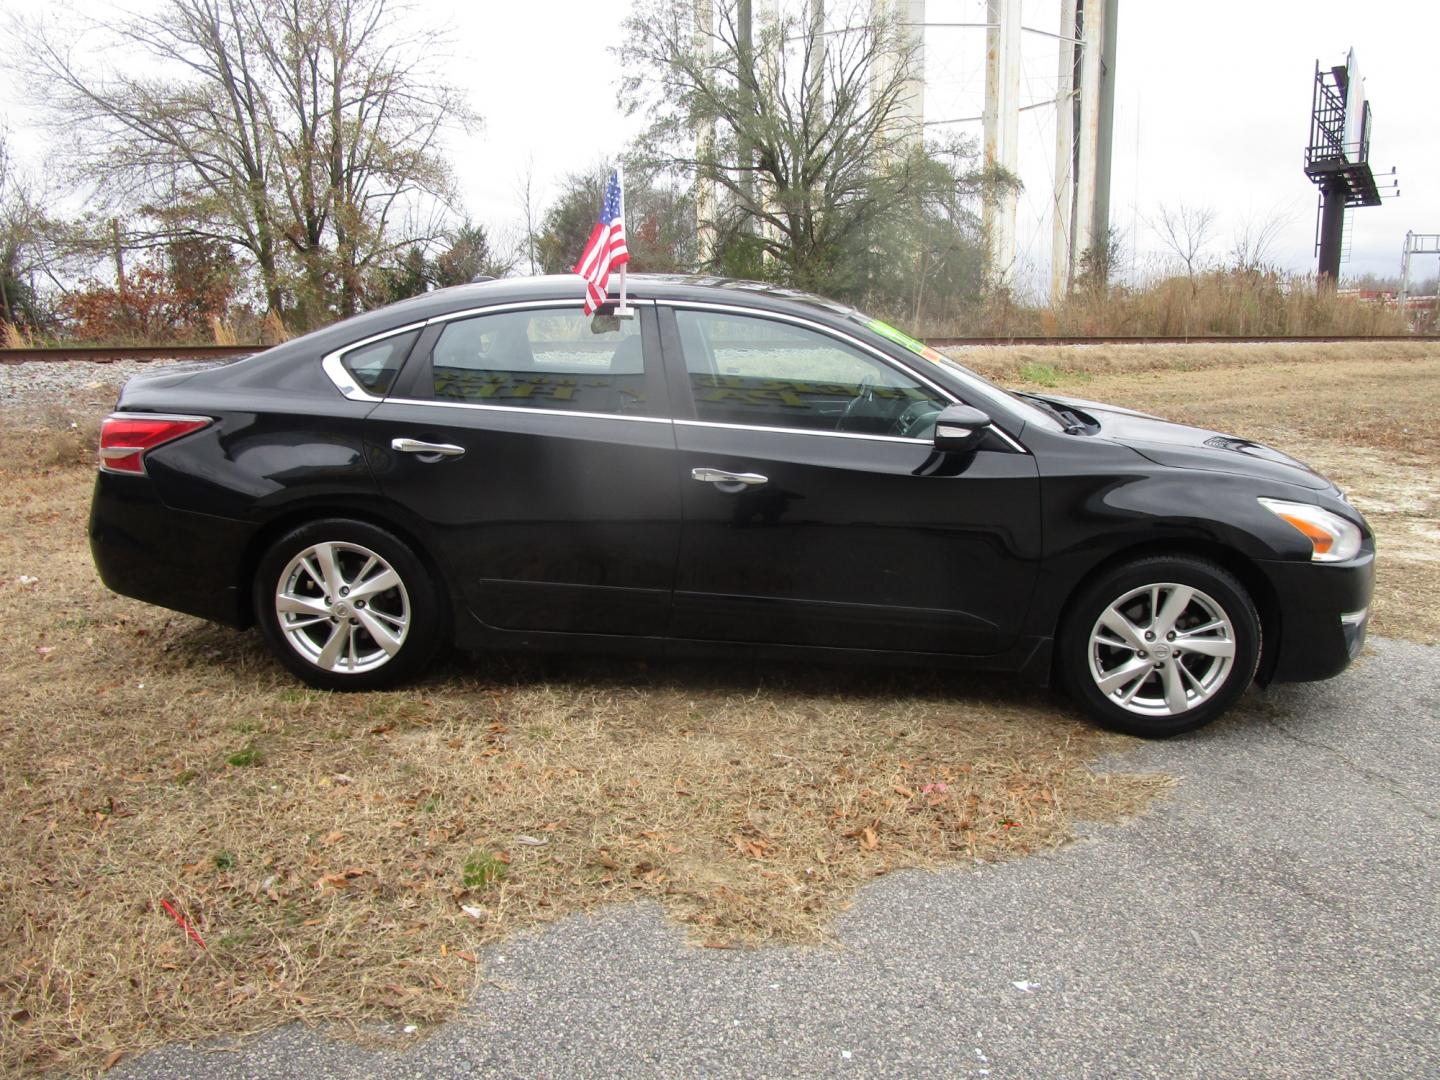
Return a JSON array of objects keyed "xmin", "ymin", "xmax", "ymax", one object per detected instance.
[
  {"xmin": 1260, "ymin": 549, "xmax": 1375, "ymax": 683},
  {"xmin": 89, "ymin": 472, "xmax": 255, "ymax": 627}
]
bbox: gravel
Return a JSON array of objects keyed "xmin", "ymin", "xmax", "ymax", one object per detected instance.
[{"xmin": 0, "ymin": 360, "xmax": 186, "ymax": 415}]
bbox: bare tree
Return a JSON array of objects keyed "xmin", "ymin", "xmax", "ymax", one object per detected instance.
[
  {"xmin": 1149, "ymin": 202, "xmax": 1217, "ymax": 281},
  {"xmin": 620, "ymin": 0, "xmax": 948, "ymax": 290},
  {"xmin": 22, "ymin": 0, "xmax": 474, "ymax": 325},
  {"xmin": 515, "ymin": 159, "xmax": 540, "ymax": 277},
  {"xmin": 1228, "ymin": 207, "xmax": 1292, "ymax": 273}
]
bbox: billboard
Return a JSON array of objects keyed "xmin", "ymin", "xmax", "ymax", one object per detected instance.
[{"xmin": 1342, "ymin": 49, "xmax": 1368, "ymax": 164}]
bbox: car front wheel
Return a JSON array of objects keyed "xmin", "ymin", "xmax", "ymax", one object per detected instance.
[
  {"xmin": 253, "ymin": 519, "xmax": 445, "ymax": 691},
  {"xmin": 1058, "ymin": 556, "xmax": 1261, "ymax": 737}
]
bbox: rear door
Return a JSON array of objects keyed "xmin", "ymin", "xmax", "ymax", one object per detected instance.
[
  {"xmin": 362, "ymin": 300, "xmax": 680, "ymax": 637},
  {"xmin": 661, "ymin": 304, "xmax": 1042, "ymax": 655}
]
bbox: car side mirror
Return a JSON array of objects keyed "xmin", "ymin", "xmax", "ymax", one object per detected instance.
[{"xmin": 932, "ymin": 404, "xmax": 992, "ymax": 452}]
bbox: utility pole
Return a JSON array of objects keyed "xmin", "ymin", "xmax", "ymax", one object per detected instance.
[
  {"xmin": 899, "ymin": 0, "xmax": 926, "ymax": 146},
  {"xmin": 983, "ymin": 0, "xmax": 1020, "ymax": 287},
  {"xmin": 1050, "ymin": 0, "xmax": 1077, "ymax": 303},
  {"xmin": 871, "ymin": 0, "xmax": 926, "ymax": 152},
  {"xmin": 1092, "ymin": 0, "xmax": 1119, "ymax": 278},
  {"xmin": 737, "ymin": 0, "xmax": 754, "ymax": 223},
  {"xmin": 695, "ymin": 0, "xmax": 717, "ymax": 265},
  {"xmin": 805, "ymin": 0, "xmax": 826, "ymax": 107},
  {"xmin": 1071, "ymin": 0, "xmax": 1103, "ymax": 272},
  {"xmin": 1400, "ymin": 230, "xmax": 1413, "ymax": 307}
]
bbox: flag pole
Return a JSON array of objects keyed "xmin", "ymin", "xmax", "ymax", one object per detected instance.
[{"xmin": 616, "ymin": 162, "xmax": 631, "ymax": 317}]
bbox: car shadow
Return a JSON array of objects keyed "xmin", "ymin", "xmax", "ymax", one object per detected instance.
[
  {"xmin": 153, "ymin": 616, "xmax": 1078, "ymax": 725},
  {"xmin": 428, "ymin": 645, "xmax": 1061, "ymax": 715}
]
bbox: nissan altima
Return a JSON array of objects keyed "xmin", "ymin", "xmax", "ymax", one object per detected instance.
[{"xmin": 89, "ymin": 275, "xmax": 1374, "ymax": 736}]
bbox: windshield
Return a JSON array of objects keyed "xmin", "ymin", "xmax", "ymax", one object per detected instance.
[{"xmin": 848, "ymin": 313, "xmax": 1065, "ymax": 431}]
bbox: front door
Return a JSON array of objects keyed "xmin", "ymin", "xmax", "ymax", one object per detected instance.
[
  {"xmin": 663, "ymin": 306, "xmax": 1041, "ymax": 655},
  {"xmin": 364, "ymin": 302, "xmax": 680, "ymax": 637}
]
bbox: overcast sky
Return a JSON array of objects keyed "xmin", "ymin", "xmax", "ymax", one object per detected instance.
[{"xmin": 4, "ymin": 0, "xmax": 1437, "ymax": 294}]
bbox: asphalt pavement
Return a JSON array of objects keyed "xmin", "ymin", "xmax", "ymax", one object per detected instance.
[{"xmin": 118, "ymin": 636, "xmax": 1439, "ymax": 1080}]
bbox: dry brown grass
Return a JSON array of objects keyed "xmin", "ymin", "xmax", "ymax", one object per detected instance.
[
  {"xmin": 6, "ymin": 340, "xmax": 1435, "ymax": 1075},
  {"xmin": 209, "ymin": 317, "xmax": 238, "ymax": 347},
  {"xmin": 916, "ymin": 270, "xmax": 1413, "ymax": 338},
  {"xmin": 950, "ymin": 340, "xmax": 1440, "ymax": 643},
  {"xmin": 0, "ymin": 408, "xmax": 1164, "ymax": 1077},
  {"xmin": 261, "ymin": 310, "xmax": 292, "ymax": 346},
  {"xmin": 953, "ymin": 339, "xmax": 1440, "ymax": 388}
]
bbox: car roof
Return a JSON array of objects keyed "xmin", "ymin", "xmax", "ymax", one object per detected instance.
[{"xmin": 344, "ymin": 274, "xmax": 859, "ymax": 333}]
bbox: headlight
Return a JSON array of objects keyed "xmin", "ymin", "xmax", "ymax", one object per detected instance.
[{"xmin": 1258, "ymin": 498, "xmax": 1363, "ymax": 562}]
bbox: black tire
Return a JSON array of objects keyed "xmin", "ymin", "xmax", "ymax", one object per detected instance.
[
  {"xmin": 252, "ymin": 518, "xmax": 446, "ymax": 691},
  {"xmin": 1057, "ymin": 555, "xmax": 1261, "ymax": 737}
]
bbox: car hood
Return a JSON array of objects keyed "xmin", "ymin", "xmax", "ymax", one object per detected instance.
[{"xmin": 1038, "ymin": 394, "xmax": 1334, "ymax": 492}]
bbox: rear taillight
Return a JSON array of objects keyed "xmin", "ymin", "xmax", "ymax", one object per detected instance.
[{"xmin": 98, "ymin": 413, "xmax": 212, "ymax": 475}]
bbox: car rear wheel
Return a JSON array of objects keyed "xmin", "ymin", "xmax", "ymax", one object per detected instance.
[
  {"xmin": 1058, "ymin": 556, "xmax": 1261, "ymax": 737},
  {"xmin": 254, "ymin": 519, "xmax": 444, "ymax": 691}
]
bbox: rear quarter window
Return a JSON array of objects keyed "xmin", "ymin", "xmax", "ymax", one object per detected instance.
[{"xmin": 340, "ymin": 330, "xmax": 420, "ymax": 396}]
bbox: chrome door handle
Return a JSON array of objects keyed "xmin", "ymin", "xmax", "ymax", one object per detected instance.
[
  {"xmin": 691, "ymin": 467, "xmax": 768, "ymax": 492},
  {"xmin": 391, "ymin": 437, "xmax": 465, "ymax": 460}
]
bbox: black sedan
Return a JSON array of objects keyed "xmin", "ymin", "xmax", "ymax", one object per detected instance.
[{"xmin": 89, "ymin": 276, "xmax": 1374, "ymax": 736}]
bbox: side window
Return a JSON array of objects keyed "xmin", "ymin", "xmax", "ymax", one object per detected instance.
[
  {"xmin": 674, "ymin": 309, "xmax": 947, "ymax": 436},
  {"xmin": 340, "ymin": 330, "xmax": 419, "ymax": 396},
  {"xmin": 430, "ymin": 308, "xmax": 648, "ymax": 414}
]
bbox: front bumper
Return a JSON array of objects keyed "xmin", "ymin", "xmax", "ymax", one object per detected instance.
[{"xmin": 1259, "ymin": 548, "xmax": 1375, "ymax": 683}]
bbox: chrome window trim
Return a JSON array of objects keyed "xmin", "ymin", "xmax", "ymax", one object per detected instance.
[
  {"xmin": 662, "ymin": 299, "xmax": 957, "ymax": 403},
  {"xmin": 320, "ymin": 299, "xmax": 653, "ymax": 401},
  {"xmin": 661, "ymin": 301, "xmax": 1030, "ymax": 455},
  {"xmin": 321, "ymin": 320, "xmax": 430, "ymax": 402},
  {"xmin": 677, "ymin": 417, "xmax": 1029, "ymax": 453},
  {"xmin": 984, "ymin": 425, "xmax": 1029, "ymax": 454},
  {"xmin": 422, "ymin": 296, "xmax": 654, "ymax": 326},
  {"xmin": 316, "ymin": 295, "xmax": 1029, "ymax": 452},
  {"xmin": 382, "ymin": 396, "xmax": 672, "ymax": 426},
  {"xmin": 676, "ymin": 418, "xmax": 928, "ymax": 446}
]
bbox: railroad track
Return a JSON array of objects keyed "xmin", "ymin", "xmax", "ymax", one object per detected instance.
[
  {"xmin": 0, "ymin": 344, "xmax": 259, "ymax": 364},
  {"xmin": 3, "ymin": 335, "xmax": 1438, "ymax": 365}
]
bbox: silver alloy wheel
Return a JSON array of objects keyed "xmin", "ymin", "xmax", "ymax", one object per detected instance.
[
  {"xmin": 274, "ymin": 541, "xmax": 410, "ymax": 674},
  {"xmin": 1087, "ymin": 582, "xmax": 1237, "ymax": 717}
]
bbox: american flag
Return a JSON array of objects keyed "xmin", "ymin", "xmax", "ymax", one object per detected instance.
[{"xmin": 574, "ymin": 170, "xmax": 629, "ymax": 315}]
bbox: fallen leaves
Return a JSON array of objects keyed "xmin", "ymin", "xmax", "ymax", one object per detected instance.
[
  {"xmin": 733, "ymin": 835, "xmax": 774, "ymax": 860},
  {"xmin": 313, "ymin": 868, "xmax": 369, "ymax": 890}
]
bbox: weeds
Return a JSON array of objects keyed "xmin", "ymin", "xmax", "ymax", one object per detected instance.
[
  {"xmin": 1016, "ymin": 361, "xmax": 1062, "ymax": 387},
  {"xmin": 461, "ymin": 851, "xmax": 508, "ymax": 890},
  {"xmin": 1014, "ymin": 361, "xmax": 1092, "ymax": 388},
  {"xmin": 226, "ymin": 746, "xmax": 263, "ymax": 768}
]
